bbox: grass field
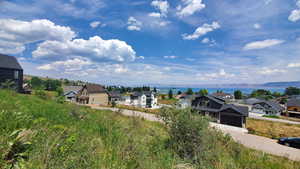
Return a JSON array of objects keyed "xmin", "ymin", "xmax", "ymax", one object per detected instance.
[
  {"xmin": 247, "ymin": 118, "xmax": 300, "ymax": 139},
  {"xmin": 158, "ymin": 98, "xmax": 178, "ymax": 105},
  {"xmin": 1, "ymin": 90, "xmax": 300, "ymax": 169}
]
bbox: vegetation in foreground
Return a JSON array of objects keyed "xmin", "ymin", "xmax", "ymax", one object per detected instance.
[
  {"xmin": 0, "ymin": 90, "xmax": 300, "ymax": 169},
  {"xmin": 247, "ymin": 118, "xmax": 300, "ymax": 139}
]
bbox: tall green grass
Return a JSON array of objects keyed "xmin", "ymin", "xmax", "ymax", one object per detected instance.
[{"xmin": 0, "ymin": 90, "xmax": 299, "ymax": 169}]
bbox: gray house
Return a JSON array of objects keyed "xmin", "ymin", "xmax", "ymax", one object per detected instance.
[
  {"xmin": 63, "ymin": 86, "xmax": 82, "ymax": 102},
  {"xmin": 0, "ymin": 54, "xmax": 23, "ymax": 92},
  {"xmin": 252, "ymin": 100, "xmax": 284, "ymax": 116},
  {"xmin": 192, "ymin": 95, "xmax": 249, "ymax": 128}
]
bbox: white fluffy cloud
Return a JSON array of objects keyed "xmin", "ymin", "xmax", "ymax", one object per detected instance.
[
  {"xmin": 151, "ymin": 0, "xmax": 169, "ymax": 17},
  {"xmin": 288, "ymin": 0, "xmax": 300, "ymax": 22},
  {"xmin": 257, "ymin": 67, "xmax": 287, "ymax": 75},
  {"xmin": 148, "ymin": 12, "xmax": 161, "ymax": 18},
  {"xmin": 89, "ymin": 21, "xmax": 105, "ymax": 28},
  {"xmin": 197, "ymin": 69, "xmax": 235, "ymax": 80},
  {"xmin": 243, "ymin": 39, "xmax": 284, "ymax": 50},
  {"xmin": 37, "ymin": 58, "xmax": 91, "ymax": 71},
  {"xmin": 288, "ymin": 63, "xmax": 300, "ymax": 68},
  {"xmin": 163, "ymin": 55, "xmax": 177, "ymax": 59},
  {"xmin": 0, "ymin": 19, "xmax": 75, "ymax": 54},
  {"xmin": 127, "ymin": 17, "xmax": 142, "ymax": 31},
  {"xmin": 201, "ymin": 38, "xmax": 216, "ymax": 46},
  {"xmin": 182, "ymin": 22, "xmax": 220, "ymax": 40},
  {"xmin": 176, "ymin": 0, "xmax": 205, "ymax": 17},
  {"xmin": 289, "ymin": 9, "xmax": 300, "ymax": 22},
  {"xmin": 253, "ymin": 23, "xmax": 261, "ymax": 29},
  {"xmin": 33, "ymin": 36, "xmax": 137, "ymax": 62}
]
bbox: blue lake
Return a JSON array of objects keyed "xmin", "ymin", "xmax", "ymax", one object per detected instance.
[{"xmin": 157, "ymin": 87, "xmax": 285, "ymax": 95}]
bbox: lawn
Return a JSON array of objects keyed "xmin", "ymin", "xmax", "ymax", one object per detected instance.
[
  {"xmin": 0, "ymin": 90, "xmax": 300, "ymax": 169},
  {"xmin": 247, "ymin": 118, "xmax": 300, "ymax": 139},
  {"xmin": 158, "ymin": 98, "xmax": 178, "ymax": 105}
]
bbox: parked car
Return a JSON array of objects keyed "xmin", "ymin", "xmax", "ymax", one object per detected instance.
[{"xmin": 278, "ymin": 137, "xmax": 300, "ymax": 149}]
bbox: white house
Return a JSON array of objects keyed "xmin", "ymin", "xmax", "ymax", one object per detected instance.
[{"xmin": 130, "ymin": 91, "xmax": 158, "ymax": 108}]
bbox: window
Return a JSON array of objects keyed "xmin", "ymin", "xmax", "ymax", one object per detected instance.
[{"xmin": 14, "ymin": 71, "xmax": 19, "ymax": 79}]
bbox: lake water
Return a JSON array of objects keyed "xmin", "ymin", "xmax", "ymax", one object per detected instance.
[{"xmin": 157, "ymin": 87, "xmax": 285, "ymax": 95}]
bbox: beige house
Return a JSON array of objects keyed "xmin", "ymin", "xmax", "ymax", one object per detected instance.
[{"xmin": 77, "ymin": 84, "xmax": 109, "ymax": 105}]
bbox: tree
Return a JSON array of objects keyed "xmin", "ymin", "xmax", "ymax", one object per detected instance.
[
  {"xmin": 153, "ymin": 87, "xmax": 157, "ymax": 93},
  {"xmin": 30, "ymin": 77, "xmax": 44, "ymax": 89},
  {"xmin": 198, "ymin": 89, "xmax": 208, "ymax": 96},
  {"xmin": 285, "ymin": 87, "xmax": 300, "ymax": 96},
  {"xmin": 234, "ymin": 90, "xmax": 242, "ymax": 99},
  {"xmin": 272, "ymin": 91, "xmax": 282, "ymax": 98},
  {"xmin": 250, "ymin": 89, "xmax": 271, "ymax": 98},
  {"xmin": 168, "ymin": 89, "xmax": 173, "ymax": 99},
  {"xmin": 177, "ymin": 90, "xmax": 182, "ymax": 95},
  {"xmin": 186, "ymin": 88, "xmax": 193, "ymax": 95}
]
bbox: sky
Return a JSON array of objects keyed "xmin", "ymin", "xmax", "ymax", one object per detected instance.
[{"xmin": 0, "ymin": 0, "xmax": 300, "ymax": 86}]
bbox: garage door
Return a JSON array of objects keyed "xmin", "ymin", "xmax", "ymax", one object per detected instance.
[{"xmin": 220, "ymin": 114, "xmax": 242, "ymax": 127}]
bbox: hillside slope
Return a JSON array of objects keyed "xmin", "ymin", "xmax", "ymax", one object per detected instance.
[{"xmin": 0, "ymin": 90, "xmax": 299, "ymax": 169}]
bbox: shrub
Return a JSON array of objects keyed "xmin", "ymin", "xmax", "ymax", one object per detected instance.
[
  {"xmin": 159, "ymin": 107, "xmax": 221, "ymax": 166},
  {"xmin": 33, "ymin": 90, "xmax": 48, "ymax": 100}
]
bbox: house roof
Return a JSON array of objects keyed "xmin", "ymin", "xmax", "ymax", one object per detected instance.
[
  {"xmin": 220, "ymin": 104, "xmax": 249, "ymax": 116},
  {"xmin": 0, "ymin": 54, "xmax": 23, "ymax": 70},
  {"xmin": 131, "ymin": 91, "xmax": 155, "ymax": 97},
  {"xmin": 253, "ymin": 100, "xmax": 284, "ymax": 112},
  {"xmin": 212, "ymin": 92, "xmax": 233, "ymax": 98},
  {"xmin": 83, "ymin": 84, "xmax": 106, "ymax": 94},
  {"xmin": 206, "ymin": 95, "xmax": 226, "ymax": 104},
  {"xmin": 287, "ymin": 99, "xmax": 300, "ymax": 107},
  {"xmin": 108, "ymin": 91, "xmax": 121, "ymax": 98},
  {"xmin": 63, "ymin": 86, "xmax": 82, "ymax": 95}
]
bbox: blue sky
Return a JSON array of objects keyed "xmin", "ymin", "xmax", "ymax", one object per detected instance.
[{"xmin": 0, "ymin": 0, "xmax": 300, "ymax": 86}]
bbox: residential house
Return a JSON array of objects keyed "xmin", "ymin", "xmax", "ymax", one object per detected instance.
[
  {"xmin": 178, "ymin": 94, "xmax": 197, "ymax": 108},
  {"xmin": 108, "ymin": 91, "xmax": 122, "ymax": 103},
  {"xmin": 192, "ymin": 95, "xmax": 249, "ymax": 128},
  {"xmin": 244, "ymin": 98, "xmax": 262, "ymax": 105},
  {"xmin": 130, "ymin": 91, "xmax": 158, "ymax": 108},
  {"xmin": 63, "ymin": 86, "xmax": 82, "ymax": 102},
  {"xmin": 287, "ymin": 99, "xmax": 300, "ymax": 118},
  {"xmin": 0, "ymin": 54, "xmax": 23, "ymax": 92},
  {"xmin": 252, "ymin": 100, "xmax": 284, "ymax": 116},
  {"xmin": 77, "ymin": 84, "xmax": 109, "ymax": 105},
  {"xmin": 212, "ymin": 92, "xmax": 234, "ymax": 101}
]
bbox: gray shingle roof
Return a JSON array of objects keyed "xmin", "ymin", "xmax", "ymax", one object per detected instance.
[
  {"xmin": 220, "ymin": 104, "xmax": 249, "ymax": 116},
  {"xmin": 287, "ymin": 99, "xmax": 300, "ymax": 107},
  {"xmin": 63, "ymin": 86, "xmax": 82, "ymax": 95},
  {"xmin": 0, "ymin": 54, "xmax": 23, "ymax": 70},
  {"xmin": 253, "ymin": 100, "xmax": 284, "ymax": 112}
]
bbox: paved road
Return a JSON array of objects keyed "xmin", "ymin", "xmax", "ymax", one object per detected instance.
[
  {"xmin": 249, "ymin": 113, "xmax": 300, "ymax": 125},
  {"xmin": 90, "ymin": 105, "xmax": 300, "ymax": 161}
]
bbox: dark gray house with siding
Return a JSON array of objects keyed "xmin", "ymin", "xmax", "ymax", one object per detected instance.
[
  {"xmin": 0, "ymin": 54, "xmax": 23, "ymax": 92},
  {"xmin": 192, "ymin": 95, "xmax": 249, "ymax": 128}
]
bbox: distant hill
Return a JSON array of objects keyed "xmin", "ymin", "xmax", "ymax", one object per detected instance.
[{"xmin": 263, "ymin": 81, "xmax": 300, "ymax": 88}]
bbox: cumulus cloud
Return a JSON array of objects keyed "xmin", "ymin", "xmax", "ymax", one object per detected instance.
[
  {"xmin": 201, "ymin": 38, "xmax": 216, "ymax": 46},
  {"xmin": 182, "ymin": 22, "xmax": 220, "ymax": 40},
  {"xmin": 150, "ymin": 0, "xmax": 169, "ymax": 17},
  {"xmin": 243, "ymin": 39, "xmax": 284, "ymax": 50},
  {"xmin": 32, "ymin": 36, "xmax": 137, "ymax": 62},
  {"xmin": 176, "ymin": 0, "xmax": 205, "ymax": 17},
  {"xmin": 163, "ymin": 55, "xmax": 177, "ymax": 59},
  {"xmin": 287, "ymin": 63, "xmax": 300, "ymax": 68},
  {"xmin": 89, "ymin": 21, "xmax": 105, "ymax": 28},
  {"xmin": 257, "ymin": 67, "xmax": 287, "ymax": 75},
  {"xmin": 37, "ymin": 58, "xmax": 91, "ymax": 71},
  {"xmin": 289, "ymin": 0, "xmax": 300, "ymax": 22},
  {"xmin": 289, "ymin": 9, "xmax": 300, "ymax": 22},
  {"xmin": 0, "ymin": 19, "xmax": 75, "ymax": 54},
  {"xmin": 253, "ymin": 23, "xmax": 261, "ymax": 29},
  {"xmin": 148, "ymin": 12, "xmax": 161, "ymax": 18},
  {"xmin": 127, "ymin": 16, "xmax": 142, "ymax": 31},
  {"xmin": 197, "ymin": 69, "xmax": 235, "ymax": 80}
]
